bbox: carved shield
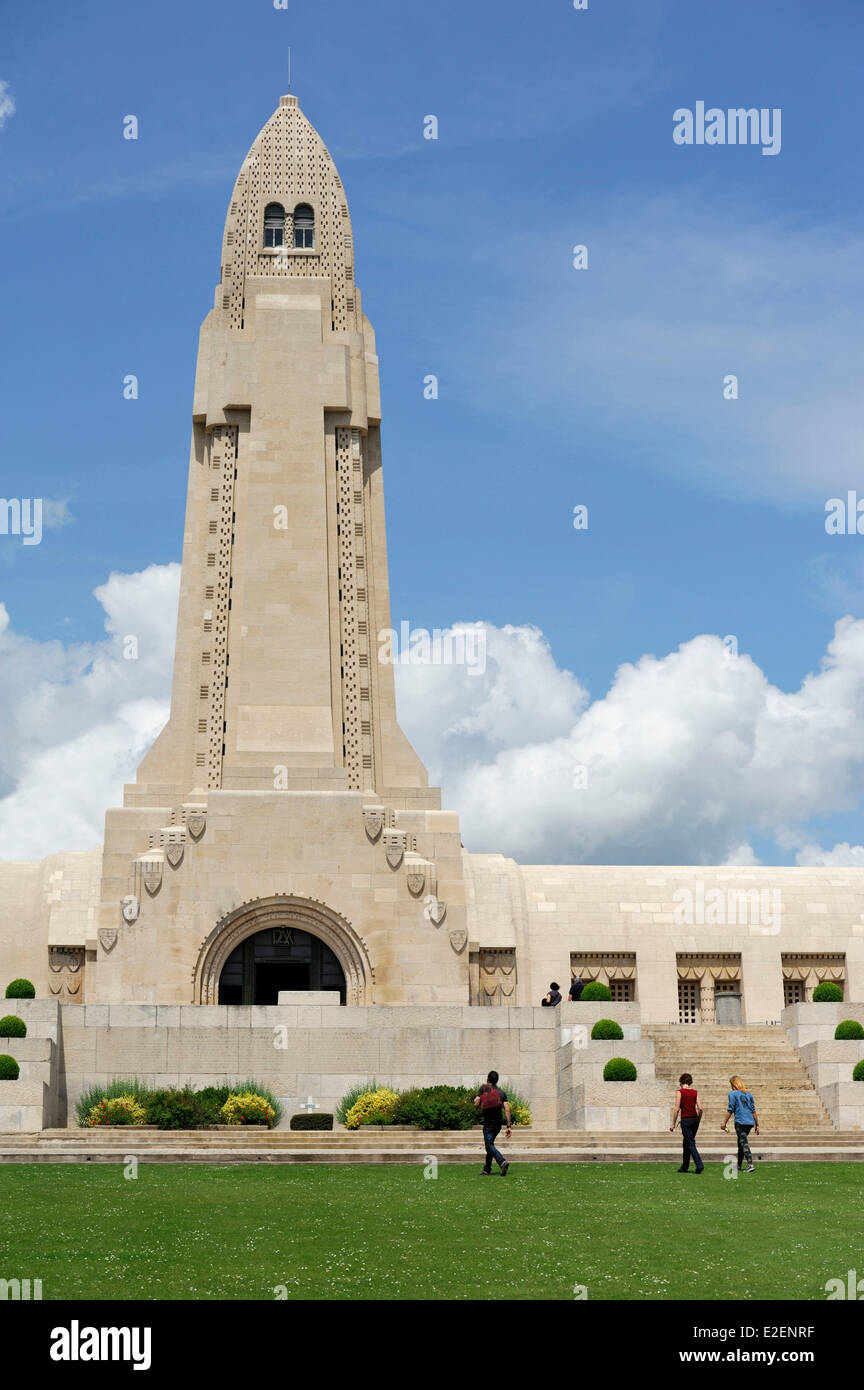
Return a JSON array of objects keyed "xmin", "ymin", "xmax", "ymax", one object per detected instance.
[
  {"xmin": 448, "ymin": 925, "xmax": 467, "ymax": 953},
  {"xmin": 186, "ymin": 809, "xmax": 206, "ymax": 838},
  {"xmin": 122, "ymin": 895, "xmax": 139, "ymax": 924},
  {"xmin": 406, "ymin": 868, "xmax": 426, "ymax": 896},
  {"xmin": 384, "ymin": 831, "xmax": 405, "ymax": 869},
  {"xmin": 363, "ymin": 807, "xmax": 384, "ymax": 841},
  {"xmin": 429, "ymin": 898, "xmax": 447, "ymax": 926},
  {"xmin": 98, "ymin": 928, "xmax": 118, "ymax": 953},
  {"xmin": 165, "ymin": 842, "xmax": 184, "ymax": 869},
  {"xmin": 143, "ymin": 863, "xmax": 162, "ymax": 895}
]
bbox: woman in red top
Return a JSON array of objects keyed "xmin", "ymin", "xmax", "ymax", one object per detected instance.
[{"xmin": 670, "ymin": 1071, "xmax": 704, "ymax": 1174}]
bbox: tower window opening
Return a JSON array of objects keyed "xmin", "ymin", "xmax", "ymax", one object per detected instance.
[
  {"xmin": 264, "ymin": 203, "xmax": 285, "ymax": 248},
  {"xmin": 293, "ymin": 203, "xmax": 315, "ymax": 249}
]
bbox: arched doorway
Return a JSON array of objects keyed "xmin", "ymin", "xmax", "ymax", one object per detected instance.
[
  {"xmin": 218, "ymin": 926, "xmax": 346, "ymax": 1004},
  {"xmin": 192, "ymin": 895, "xmax": 371, "ymax": 1005}
]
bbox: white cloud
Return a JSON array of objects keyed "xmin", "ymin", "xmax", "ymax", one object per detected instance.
[
  {"xmin": 396, "ymin": 617, "xmax": 864, "ymax": 865},
  {"xmin": 0, "ymin": 82, "xmax": 14, "ymax": 131},
  {"xmin": 794, "ymin": 842, "xmax": 864, "ymax": 868},
  {"xmin": 3, "ymin": 564, "xmax": 864, "ymax": 867},
  {"xmin": 0, "ymin": 563, "xmax": 179, "ymax": 859}
]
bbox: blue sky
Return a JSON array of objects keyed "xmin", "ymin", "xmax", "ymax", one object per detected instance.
[{"xmin": 2, "ymin": 0, "xmax": 864, "ymax": 864}]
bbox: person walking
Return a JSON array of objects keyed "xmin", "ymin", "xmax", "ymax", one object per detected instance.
[
  {"xmin": 670, "ymin": 1071, "xmax": 704, "ymax": 1174},
  {"xmin": 721, "ymin": 1075, "xmax": 759, "ymax": 1173},
  {"xmin": 474, "ymin": 1070, "xmax": 512, "ymax": 1176}
]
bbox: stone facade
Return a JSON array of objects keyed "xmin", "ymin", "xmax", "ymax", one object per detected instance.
[{"xmin": 1, "ymin": 96, "xmax": 863, "ymax": 1050}]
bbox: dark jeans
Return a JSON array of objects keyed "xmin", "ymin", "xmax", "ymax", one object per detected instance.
[
  {"xmin": 735, "ymin": 1122, "xmax": 754, "ymax": 1167},
  {"xmin": 482, "ymin": 1120, "xmax": 505, "ymax": 1172},
  {"xmin": 680, "ymin": 1115, "xmax": 703, "ymax": 1172}
]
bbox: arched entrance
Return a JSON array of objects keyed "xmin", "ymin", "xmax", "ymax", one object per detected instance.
[
  {"xmin": 218, "ymin": 926, "xmax": 346, "ymax": 1004},
  {"xmin": 192, "ymin": 895, "xmax": 371, "ymax": 1005}
]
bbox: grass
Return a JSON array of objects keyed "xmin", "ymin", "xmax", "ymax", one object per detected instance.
[{"xmin": 0, "ymin": 1162, "xmax": 860, "ymax": 1300}]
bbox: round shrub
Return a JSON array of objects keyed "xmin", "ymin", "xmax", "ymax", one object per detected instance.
[
  {"xmin": 603, "ymin": 1057, "xmax": 637, "ymax": 1082},
  {"xmin": 834, "ymin": 1020, "xmax": 864, "ymax": 1041},
  {"xmin": 591, "ymin": 1018, "xmax": 624, "ymax": 1041},
  {"xmin": 853, "ymin": 1060, "xmax": 864, "ymax": 1082},
  {"xmin": 86, "ymin": 1094, "xmax": 147, "ymax": 1127},
  {"xmin": 5, "ymin": 980, "xmax": 35, "ymax": 999},
  {"xmin": 813, "ymin": 982, "xmax": 843, "ymax": 1003},
  {"xmin": 220, "ymin": 1092, "xmax": 275, "ymax": 1128},
  {"xmin": 290, "ymin": 1112, "xmax": 334, "ymax": 1131},
  {"xmin": 344, "ymin": 1087, "xmax": 400, "ymax": 1130},
  {"xmin": 581, "ymin": 981, "xmax": 612, "ymax": 1002},
  {"xmin": 0, "ymin": 1055, "xmax": 20, "ymax": 1080},
  {"xmin": 0, "ymin": 1015, "xmax": 26, "ymax": 1039}
]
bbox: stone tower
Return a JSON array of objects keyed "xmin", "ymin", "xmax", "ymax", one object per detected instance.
[{"xmin": 89, "ymin": 97, "xmax": 469, "ymax": 1005}]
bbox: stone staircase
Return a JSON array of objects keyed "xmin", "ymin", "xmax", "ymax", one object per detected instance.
[
  {"xmin": 642, "ymin": 1025, "xmax": 833, "ymax": 1132},
  {"xmin": 1, "ymin": 1126, "xmax": 862, "ymax": 1163}
]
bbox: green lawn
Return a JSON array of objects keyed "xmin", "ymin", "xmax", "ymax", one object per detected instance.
[{"xmin": 0, "ymin": 1162, "xmax": 860, "ymax": 1300}]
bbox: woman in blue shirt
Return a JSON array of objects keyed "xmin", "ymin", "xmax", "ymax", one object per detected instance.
[{"xmin": 721, "ymin": 1075, "xmax": 759, "ymax": 1173}]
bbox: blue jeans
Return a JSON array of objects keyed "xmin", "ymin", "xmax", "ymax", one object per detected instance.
[
  {"xmin": 482, "ymin": 1120, "xmax": 505, "ymax": 1171},
  {"xmin": 680, "ymin": 1115, "xmax": 704, "ymax": 1172}
]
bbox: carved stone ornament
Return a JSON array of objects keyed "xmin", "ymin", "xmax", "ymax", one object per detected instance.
[
  {"xmin": 428, "ymin": 898, "xmax": 447, "ymax": 926},
  {"xmin": 121, "ymin": 894, "xmax": 140, "ymax": 924},
  {"xmin": 363, "ymin": 806, "xmax": 385, "ymax": 842},
  {"xmin": 166, "ymin": 842, "xmax": 184, "ymax": 869},
  {"xmin": 406, "ymin": 866, "xmax": 426, "ymax": 896},
  {"xmin": 143, "ymin": 861, "xmax": 163, "ymax": 895},
  {"xmin": 186, "ymin": 809, "xmax": 206, "ymax": 839},
  {"xmin": 383, "ymin": 830, "xmax": 406, "ymax": 869},
  {"xmin": 448, "ymin": 926, "xmax": 467, "ymax": 953},
  {"xmin": 98, "ymin": 928, "xmax": 118, "ymax": 953}
]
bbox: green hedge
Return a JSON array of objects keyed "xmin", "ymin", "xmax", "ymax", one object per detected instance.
[
  {"xmin": 394, "ymin": 1085, "xmax": 476, "ymax": 1131},
  {"xmin": 591, "ymin": 1018, "xmax": 623, "ymax": 1040},
  {"xmin": 853, "ymin": 1060, "xmax": 864, "ymax": 1082},
  {"xmin": 834, "ymin": 1020, "xmax": 864, "ymax": 1040},
  {"xmin": 0, "ymin": 1055, "xmax": 20, "ymax": 1080},
  {"xmin": 290, "ymin": 1113, "xmax": 334, "ymax": 1131},
  {"xmin": 4, "ymin": 980, "xmax": 35, "ymax": 999},
  {"xmin": 0, "ymin": 1016, "xmax": 26, "ymax": 1039},
  {"xmin": 813, "ymin": 982, "xmax": 843, "ymax": 1002},
  {"xmin": 581, "ymin": 982, "xmax": 612, "ymax": 1002},
  {"xmin": 603, "ymin": 1057, "xmax": 637, "ymax": 1081}
]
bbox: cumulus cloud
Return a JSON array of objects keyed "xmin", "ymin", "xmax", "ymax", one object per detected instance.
[
  {"xmin": 0, "ymin": 82, "xmax": 14, "ymax": 131},
  {"xmin": 0, "ymin": 564, "xmax": 179, "ymax": 860},
  {"xmin": 3, "ymin": 564, "xmax": 864, "ymax": 866},
  {"xmin": 395, "ymin": 618, "xmax": 864, "ymax": 865}
]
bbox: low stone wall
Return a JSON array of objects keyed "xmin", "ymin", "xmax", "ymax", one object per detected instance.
[
  {"xmin": 566, "ymin": 1080, "xmax": 670, "ymax": 1132},
  {"xmin": 783, "ymin": 1002, "xmax": 864, "ymax": 1129},
  {"xmin": 0, "ymin": 1002, "xmax": 64, "ymax": 1133}
]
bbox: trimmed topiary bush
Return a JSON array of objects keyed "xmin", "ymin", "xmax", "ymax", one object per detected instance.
[
  {"xmin": 581, "ymin": 981, "xmax": 612, "ymax": 1002},
  {"xmin": 603, "ymin": 1057, "xmax": 637, "ymax": 1081},
  {"xmin": 0, "ymin": 1055, "xmax": 20, "ymax": 1080},
  {"xmin": 0, "ymin": 1016, "xmax": 26, "ymax": 1039},
  {"xmin": 834, "ymin": 1020, "xmax": 864, "ymax": 1040},
  {"xmin": 290, "ymin": 1112, "xmax": 334, "ymax": 1131},
  {"xmin": 5, "ymin": 980, "xmax": 35, "ymax": 999},
  {"xmin": 591, "ymin": 1018, "xmax": 624, "ymax": 1041},
  {"xmin": 813, "ymin": 982, "xmax": 843, "ymax": 1003},
  {"xmin": 853, "ymin": 1060, "xmax": 864, "ymax": 1082}
]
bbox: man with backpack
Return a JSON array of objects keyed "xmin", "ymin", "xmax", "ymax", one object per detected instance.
[{"xmin": 474, "ymin": 1070, "xmax": 512, "ymax": 1176}]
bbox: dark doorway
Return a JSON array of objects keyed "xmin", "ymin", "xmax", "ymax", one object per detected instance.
[{"xmin": 218, "ymin": 925, "xmax": 346, "ymax": 1004}]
